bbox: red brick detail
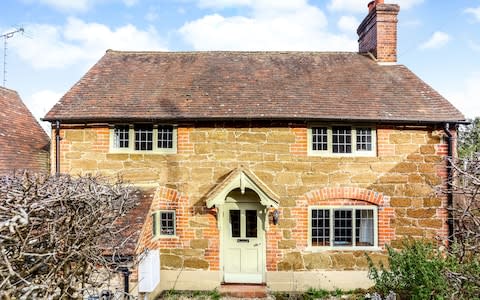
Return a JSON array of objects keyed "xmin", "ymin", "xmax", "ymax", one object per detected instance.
[
  {"xmin": 304, "ymin": 187, "xmax": 387, "ymax": 206},
  {"xmin": 92, "ymin": 128, "xmax": 109, "ymax": 152},
  {"xmin": 177, "ymin": 127, "xmax": 194, "ymax": 153},
  {"xmin": 377, "ymin": 126, "xmax": 395, "ymax": 157},
  {"xmin": 290, "ymin": 126, "xmax": 307, "ymax": 156}
]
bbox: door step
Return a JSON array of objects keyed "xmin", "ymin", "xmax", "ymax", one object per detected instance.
[{"xmin": 219, "ymin": 284, "xmax": 268, "ymax": 298}]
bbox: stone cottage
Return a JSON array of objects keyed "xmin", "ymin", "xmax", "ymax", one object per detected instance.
[
  {"xmin": 43, "ymin": 0, "xmax": 465, "ymax": 296},
  {"xmin": 0, "ymin": 86, "xmax": 49, "ymax": 174}
]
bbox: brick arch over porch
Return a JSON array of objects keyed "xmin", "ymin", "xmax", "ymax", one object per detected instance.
[{"xmin": 299, "ymin": 187, "xmax": 395, "ymax": 248}]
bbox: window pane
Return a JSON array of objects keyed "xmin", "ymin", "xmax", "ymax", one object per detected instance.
[
  {"xmin": 158, "ymin": 125, "xmax": 174, "ymax": 149},
  {"xmin": 245, "ymin": 210, "xmax": 257, "ymax": 238},
  {"xmin": 114, "ymin": 125, "xmax": 129, "ymax": 148},
  {"xmin": 312, "ymin": 127, "xmax": 328, "ymax": 151},
  {"xmin": 356, "ymin": 209, "xmax": 374, "ymax": 246},
  {"xmin": 311, "ymin": 209, "xmax": 330, "ymax": 246},
  {"xmin": 230, "ymin": 210, "xmax": 240, "ymax": 238},
  {"xmin": 332, "ymin": 126, "xmax": 352, "ymax": 153},
  {"xmin": 356, "ymin": 128, "xmax": 372, "ymax": 151},
  {"xmin": 135, "ymin": 125, "xmax": 153, "ymax": 150},
  {"xmin": 160, "ymin": 211, "xmax": 175, "ymax": 235},
  {"xmin": 334, "ymin": 209, "xmax": 352, "ymax": 246}
]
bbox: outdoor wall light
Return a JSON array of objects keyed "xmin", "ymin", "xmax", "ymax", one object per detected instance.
[{"xmin": 272, "ymin": 209, "xmax": 279, "ymax": 225}]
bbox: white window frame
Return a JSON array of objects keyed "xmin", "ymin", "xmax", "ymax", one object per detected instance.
[
  {"xmin": 307, "ymin": 205, "xmax": 379, "ymax": 251},
  {"xmin": 109, "ymin": 124, "xmax": 177, "ymax": 154},
  {"xmin": 152, "ymin": 210, "xmax": 176, "ymax": 238},
  {"xmin": 307, "ymin": 124, "xmax": 376, "ymax": 157}
]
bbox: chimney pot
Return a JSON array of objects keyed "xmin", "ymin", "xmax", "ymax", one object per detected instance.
[{"xmin": 368, "ymin": 1, "xmax": 375, "ymax": 12}]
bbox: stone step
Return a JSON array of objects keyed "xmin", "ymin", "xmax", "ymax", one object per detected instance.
[{"xmin": 219, "ymin": 284, "xmax": 268, "ymax": 298}]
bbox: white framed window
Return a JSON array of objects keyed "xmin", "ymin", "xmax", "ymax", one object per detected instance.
[
  {"xmin": 152, "ymin": 210, "xmax": 176, "ymax": 237},
  {"xmin": 110, "ymin": 124, "xmax": 177, "ymax": 153},
  {"xmin": 308, "ymin": 206, "xmax": 378, "ymax": 250},
  {"xmin": 308, "ymin": 125, "xmax": 376, "ymax": 156}
]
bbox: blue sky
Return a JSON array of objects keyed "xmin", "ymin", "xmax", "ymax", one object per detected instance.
[{"xmin": 2, "ymin": 0, "xmax": 480, "ymax": 133}]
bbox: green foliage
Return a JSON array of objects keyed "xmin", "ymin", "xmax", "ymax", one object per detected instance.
[
  {"xmin": 458, "ymin": 117, "xmax": 480, "ymax": 158},
  {"xmin": 305, "ymin": 287, "xmax": 330, "ymax": 299},
  {"xmin": 367, "ymin": 239, "xmax": 450, "ymax": 299}
]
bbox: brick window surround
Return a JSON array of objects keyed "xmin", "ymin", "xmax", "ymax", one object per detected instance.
[{"xmin": 301, "ymin": 187, "xmax": 394, "ymax": 248}]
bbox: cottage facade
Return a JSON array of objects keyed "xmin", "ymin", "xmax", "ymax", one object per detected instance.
[{"xmin": 44, "ymin": 1, "xmax": 464, "ymax": 296}]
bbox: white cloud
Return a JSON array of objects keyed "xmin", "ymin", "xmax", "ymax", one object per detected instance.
[
  {"xmin": 328, "ymin": 0, "xmax": 424, "ymax": 14},
  {"xmin": 465, "ymin": 6, "xmax": 480, "ymax": 22},
  {"xmin": 10, "ymin": 18, "xmax": 167, "ymax": 70},
  {"xmin": 468, "ymin": 40, "xmax": 480, "ymax": 52},
  {"xmin": 443, "ymin": 73, "xmax": 480, "ymax": 119},
  {"xmin": 33, "ymin": 0, "xmax": 92, "ymax": 12},
  {"xmin": 337, "ymin": 16, "xmax": 359, "ymax": 33},
  {"xmin": 419, "ymin": 31, "xmax": 450, "ymax": 50},
  {"xmin": 27, "ymin": 90, "xmax": 64, "ymax": 134},
  {"xmin": 179, "ymin": 1, "xmax": 357, "ymax": 51},
  {"xmin": 123, "ymin": 0, "xmax": 138, "ymax": 6},
  {"xmin": 197, "ymin": 0, "xmax": 252, "ymax": 9},
  {"xmin": 24, "ymin": 0, "xmax": 138, "ymax": 12}
]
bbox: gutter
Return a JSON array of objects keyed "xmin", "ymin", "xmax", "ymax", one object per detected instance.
[
  {"xmin": 55, "ymin": 120, "xmax": 61, "ymax": 176},
  {"xmin": 443, "ymin": 123, "xmax": 454, "ymax": 246}
]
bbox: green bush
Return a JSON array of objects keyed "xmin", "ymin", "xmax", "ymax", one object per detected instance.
[{"xmin": 367, "ymin": 239, "xmax": 450, "ymax": 299}]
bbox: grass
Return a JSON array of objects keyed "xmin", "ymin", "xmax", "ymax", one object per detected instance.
[{"xmin": 159, "ymin": 287, "xmax": 369, "ymax": 299}]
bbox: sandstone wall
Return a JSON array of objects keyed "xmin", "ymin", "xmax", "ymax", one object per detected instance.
[{"xmin": 53, "ymin": 122, "xmax": 448, "ymax": 273}]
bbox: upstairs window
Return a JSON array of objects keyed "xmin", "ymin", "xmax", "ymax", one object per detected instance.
[
  {"xmin": 110, "ymin": 124, "xmax": 176, "ymax": 153},
  {"xmin": 113, "ymin": 125, "xmax": 129, "ymax": 149},
  {"xmin": 308, "ymin": 125, "xmax": 376, "ymax": 156},
  {"xmin": 310, "ymin": 206, "xmax": 377, "ymax": 249}
]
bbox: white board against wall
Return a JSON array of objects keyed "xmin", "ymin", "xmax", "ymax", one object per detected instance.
[{"xmin": 138, "ymin": 249, "xmax": 160, "ymax": 293}]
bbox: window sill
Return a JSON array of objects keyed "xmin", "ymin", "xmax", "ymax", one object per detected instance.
[
  {"xmin": 305, "ymin": 246, "xmax": 382, "ymax": 252},
  {"xmin": 109, "ymin": 149, "xmax": 177, "ymax": 155},
  {"xmin": 152, "ymin": 235, "xmax": 179, "ymax": 241},
  {"xmin": 307, "ymin": 151, "xmax": 377, "ymax": 157}
]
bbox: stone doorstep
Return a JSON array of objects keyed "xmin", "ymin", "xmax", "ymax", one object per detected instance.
[{"xmin": 219, "ymin": 283, "xmax": 268, "ymax": 299}]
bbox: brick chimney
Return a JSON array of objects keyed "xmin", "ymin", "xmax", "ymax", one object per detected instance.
[{"xmin": 357, "ymin": 0, "xmax": 400, "ymax": 64}]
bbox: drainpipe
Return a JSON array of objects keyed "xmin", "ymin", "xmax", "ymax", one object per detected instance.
[
  {"xmin": 443, "ymin": 123, "xmax": 454, "ymax": 246},
  {"xmin": 55, "ymin": 120, "xmax": 61, "ymax": 176},
  {"xmin": 118, "ymin": 267, "xmax": 131, "ymax": 299}
]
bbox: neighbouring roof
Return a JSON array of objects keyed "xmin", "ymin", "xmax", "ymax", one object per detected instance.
[
  {"xmin": 0, "ymin": 87, "xmax": 50, "ymax": 174},
  {"xmin": 44, "ymin": 50, "xmax": 465, "ymax": 124},
  {"xmin": 108, "ymin": 189, "xmax": 154, "ymax": 256}
]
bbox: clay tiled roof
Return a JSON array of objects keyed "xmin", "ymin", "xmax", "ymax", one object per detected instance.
[
  {"xmin": 0, "ymin": 87, "xmax": 50, "ymax": 174},
  {"xmin": 108, "ymin": 189, "xmax": 154, "ymax": 256},
  {"xmin": 44, "ymin": 50, "xmax": 465, "ymax": 124}
]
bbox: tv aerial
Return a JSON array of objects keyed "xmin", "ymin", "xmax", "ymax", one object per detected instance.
[{"xmin": 2, "ymin": 27, "xmax": 24, "ymax": 87}]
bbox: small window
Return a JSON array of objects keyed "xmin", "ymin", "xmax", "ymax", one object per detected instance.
[
  {"xmin": 113, "ymin": 125, "xmax": 129, "ymax": 149},
  {"xmin": 135, "ymin": 125, "xmax": 153, "ymax": 151},
  {"xmin": 312, "ymin": 127, "xmax": 328, "ymax": 151},
  {"xmin": 310, "ymin": 206, "xmax": 377, "ymax": 249},
  {"xmin": 152, "ymin": 210, "xmax": 176, "ymax": 237},
  {"xmin": 158, "ymin": 125, "xmax": 174, "ymax": 149},
  {"xmin": 308, "ymin": 125, "xmax": 376, "ymax": 156},
  {"xmin": 332, "ymin": 126, "xmax": 352, "ymax": 154},
  {"xmin": 230, "ymin": 210, "xmax": 241, "ymax": 238},
  {"xmin": 356, "ymin": 128, "xmax": 372, "ymax": 151}
]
